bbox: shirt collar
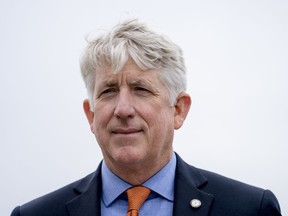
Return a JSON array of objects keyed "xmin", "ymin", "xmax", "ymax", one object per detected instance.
[{"xmin": 101, "ymin": 153, "xmax": 176, "ymax": 207}]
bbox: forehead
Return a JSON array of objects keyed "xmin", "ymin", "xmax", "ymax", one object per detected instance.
[{"xmin": 96, "ymin": 60, "xmax": 161, "ymax": 86}]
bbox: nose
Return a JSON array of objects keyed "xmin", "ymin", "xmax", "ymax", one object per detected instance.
[{"xmin": 114, "ymin": 89, "xmax": 136, "ymax": 119}]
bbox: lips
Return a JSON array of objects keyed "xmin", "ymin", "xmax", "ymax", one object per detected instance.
[{"xmin": 112, "ymin": 128, "xmax": 142, "ymax": 134}]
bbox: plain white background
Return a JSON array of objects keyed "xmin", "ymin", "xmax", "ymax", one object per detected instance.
[{"xmin": 1, "ymin": 0, "xmax": 287, "ymax": 215}]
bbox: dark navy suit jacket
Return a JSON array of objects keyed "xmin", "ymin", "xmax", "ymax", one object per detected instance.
[{"xmin": 11, "ymin": 154, "xmax": 281, "ymax": 216}]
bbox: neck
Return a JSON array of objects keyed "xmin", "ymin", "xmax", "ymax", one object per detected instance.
[{"xmin": 105, "ymin": 152, "xmax": 173, "ymax": 185}]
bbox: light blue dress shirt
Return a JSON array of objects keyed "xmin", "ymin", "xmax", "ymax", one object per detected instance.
[{"xmin": 101, "ymin": 153, "xmax": 176, "ymax": 216}]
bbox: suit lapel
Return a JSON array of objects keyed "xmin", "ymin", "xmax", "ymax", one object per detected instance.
[
  {"xmin": 66, "ymin": 163, "xmax": 102, "ymax": 216},
  {"xmin": 65, "ymin": 156, "xmax": 214, "ymax": 216},
  {"xmin": 173, "ymin": 154, "xmax": 214, "ymax": 216}
]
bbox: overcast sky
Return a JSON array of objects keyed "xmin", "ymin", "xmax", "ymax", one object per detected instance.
[{"xmin": 1, "ymin": 0, "xmax": 287, "ymax": 215}]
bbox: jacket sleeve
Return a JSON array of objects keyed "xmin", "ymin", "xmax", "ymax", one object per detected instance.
[{"xmin": 259, "ymin": 190, "xmax": 281, "ymax": 216}]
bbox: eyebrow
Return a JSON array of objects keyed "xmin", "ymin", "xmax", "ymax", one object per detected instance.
[
  {"xmin": 96, "ymin": 77, "xmax": 157, "ymax": 93},
  {"xmin": 129, "ymin": 79, "xmax": 156, "ymax": 90},
  {"xmin": 130, "ymin": 79, "xmax": 148, "ymax": 86},
  {"xmin": 97, "ymin": 79, "xmax": 117, "ymax": 89}
]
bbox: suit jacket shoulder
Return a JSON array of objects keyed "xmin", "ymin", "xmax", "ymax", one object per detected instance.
[
  {"xmin": 11, "ymin": 163, "xmax": 102, "ymax": 216},
  {"xmin": 173, "ymin": 153, "xmax": 281, "ymax": 216}
]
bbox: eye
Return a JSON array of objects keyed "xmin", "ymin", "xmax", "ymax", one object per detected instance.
[
  {"xmin": 102, "ymin": 88, "xmax": 116, "ymax": 94},
  {"xmin": 134, "ymin": 86, "xmax": 153, "ymax": 96},
  {"xmin": 135, "ymin": 86, "xmax": 149, "ymax": 92},
  {"xmin": 98, "ymin": 88, "xmax": 117, "ymax": 98}
]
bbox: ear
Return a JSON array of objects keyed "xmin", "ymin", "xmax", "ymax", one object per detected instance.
[
  {"xmin": 174, "ymin": 92, "xmax": 191, "ymax": 129},
  {"xmin": 83, "ymin": 99, "xmax": 95, "ymax": 131}
]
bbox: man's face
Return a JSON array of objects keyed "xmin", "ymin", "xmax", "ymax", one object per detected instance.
[{"xmin": 84, "ymin": 60, "xmax": 185, "ymax": 172}]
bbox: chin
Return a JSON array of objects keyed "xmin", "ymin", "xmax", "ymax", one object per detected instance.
[{"xmin": 113, "ymin": 147, "xmax": 146, "ymax": 165}]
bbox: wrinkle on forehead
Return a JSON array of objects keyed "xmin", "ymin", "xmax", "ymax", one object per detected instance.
[
  {"xmin": 100, "ymin": 57, "xmax": 150, "ymax": 75},
  {"xmin": 96, "ymin": 68, "xmax": 158, "ymax": 90},
  {"xmin": 97, "ymin": 58, "xmax": 158, "ymax": 85},
  {"xmin": 93, "ymin": 58, "xmax": 168, "ymax": 101}
]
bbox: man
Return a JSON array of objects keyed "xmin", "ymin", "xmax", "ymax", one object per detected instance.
[{"xmin": 11, "ymin": 18, "xmax": 281, "ymax": 216}]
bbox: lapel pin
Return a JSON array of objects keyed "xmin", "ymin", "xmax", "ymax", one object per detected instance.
[{"xmin": 190, "ymin": 199, "xmax": 201, "ymax": 208}]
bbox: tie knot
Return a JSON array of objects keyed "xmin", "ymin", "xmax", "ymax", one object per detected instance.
[{"xmin": 126, "ymin": 186, "xmax": 151, "ymax": 213}]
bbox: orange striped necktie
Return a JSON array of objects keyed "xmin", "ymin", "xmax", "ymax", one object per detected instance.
[{"xmin": 126, "ymin": 186, "xmax": 151, "ymax": 216}]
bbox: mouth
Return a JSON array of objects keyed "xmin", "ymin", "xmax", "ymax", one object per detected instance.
[{"xmin": 112, "ymin": 128, "xmax": 143, "ymax": 135}]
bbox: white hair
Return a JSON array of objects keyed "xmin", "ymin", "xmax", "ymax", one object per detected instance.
[{"xmin": 80, "ymin": 18, "xmax": 187, "ymax": 106}]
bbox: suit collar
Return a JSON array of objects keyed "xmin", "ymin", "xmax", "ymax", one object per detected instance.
[
  {"xmin": 173, "ymin": 153, "xmax": 214, "ymax": 216},
  {"xmin": 66, "ymin": 162, "xmax": 102, "ymax": 216},
  {"xmin": 65, "ymin": 155, "xmax": 214, "ymax": 216}
]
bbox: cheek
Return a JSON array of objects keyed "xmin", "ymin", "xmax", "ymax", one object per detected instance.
[
  {"xmin": 144, "ymin": 107, "xmax": 175, "ymax": 137},
  {"xmin": 93, "ymin": 113, "xmax": 111, "ymax": 153},
  {"xmin": 92, "ymin": 105, "xmax": 112, "ymax": 134}
]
